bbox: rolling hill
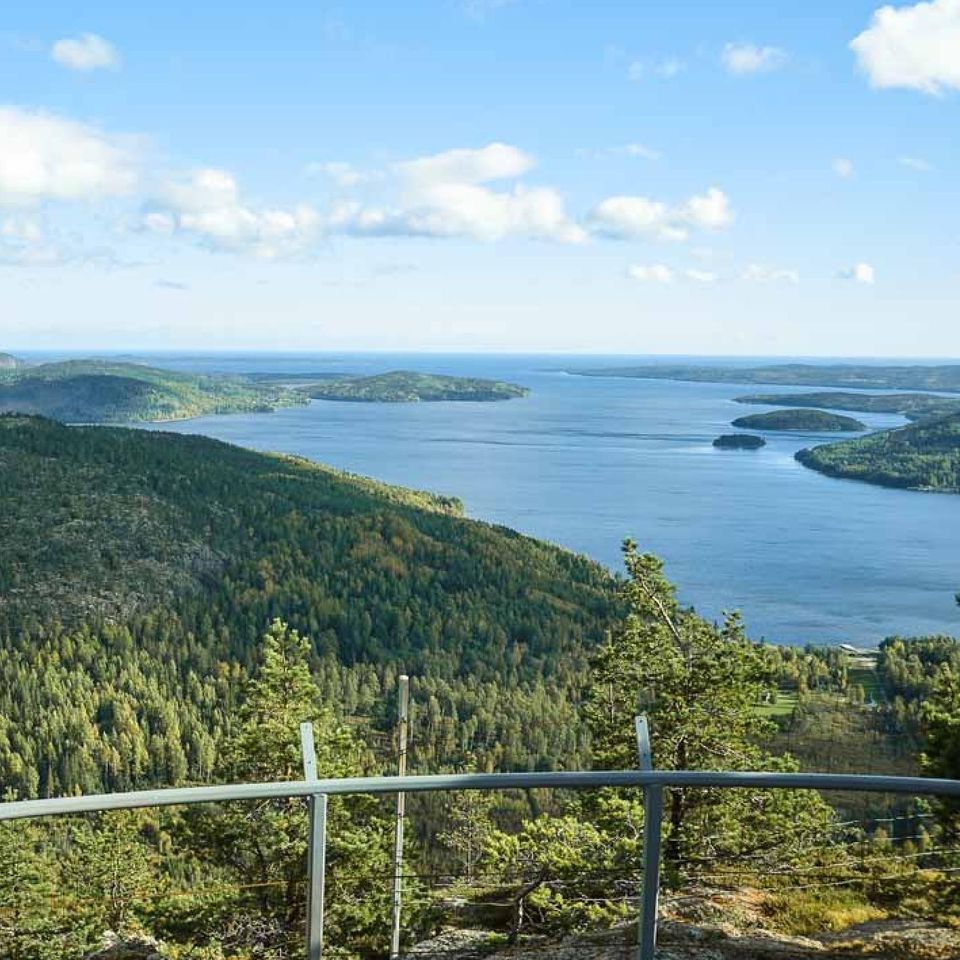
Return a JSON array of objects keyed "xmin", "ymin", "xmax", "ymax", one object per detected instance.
[
  {"xmin": 0, "ymin": 415, "xmax": 618, "ymax": 797},
  {"xmin": 0, "ymin": 359, "xmax": 306, "ymax": 422}
]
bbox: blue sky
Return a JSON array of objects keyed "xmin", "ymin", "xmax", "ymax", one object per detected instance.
[{"xmin": 1, "ymin": 0, "xmax": 959, "ymax": 354}]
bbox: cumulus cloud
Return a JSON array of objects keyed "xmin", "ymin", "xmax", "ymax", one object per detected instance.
[
  {"xmin": 721, "ymin": 43, "xmax": 788, "ymax": 74},
  {"xmin": 0, "ymin": 106, "xmax": 137, "ymax": 205},
  {"xmin": 398, "ymin": 142, "xmax": 534, "ymax": 187},
  {"xmin": 742, "ymin": 263, "xmax": 800, "ymax": 283},
  {"xmin": 51, "ymin": 33, "xmax": 120, "ymax": 71},
  {"xmin": 899, "ymin": 155, "xmax": 933, "ymax": 171},
  {"xmin": 333, "ymin": 143, "xmax": 585, "ymax": 244},
  {"xmin": 143, "ymin": 168, "xmax": 321, "ymax": 259},
  {"xmin": 627, "ymin": 264, "xmax": 674, "ymax": 283},
  {"xmin": 839, "ymin": 261, "xmax": 876, "ymax": 283},
  {"xmin": 833, "ymin": 157, "xmax": 855, "ymax": 178},
  {"xmin": 851, "ymin": 0, "xmax": 960, "ymax": 94},
  {"xmin": 685, "ymin": 269, "xmax": 719, "ymax": 283},
  {"xmin": 589, "ymin": 187, "xmax": 733, "ymax": 241}
]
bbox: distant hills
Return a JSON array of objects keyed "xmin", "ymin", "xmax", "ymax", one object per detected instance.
[
  {"xmin": 736, "ymin": 392, "xmax": 960, "ymax": 422},
  {"xmin": 0, "ymin": 357, "xmax": 305, "ymax": 423},
  {"xmin": 0, "ymin": 357, "xmax": 530, "ymax": 422},
  {"xmin": 797, "ymin": 414, "xmax": 960, "ymax": 493},
  {"xmin": 303, "ymin": 370, "xmax": 530, "ymax": 403},
  {"xmin": 569, "ymin": 362, "xmax": 960, "ymax": 393}
]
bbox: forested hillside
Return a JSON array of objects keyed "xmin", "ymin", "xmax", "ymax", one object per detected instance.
[
  {"xmin": 796, "ymin": 413, "xmax": 960, "ymax": 492},
  {"xmin": 0, "ymin": 359, "xmax": 304, "ymax": 422},
  {"xmin": 0, "ymin": 415, "xmax": 618, "ymax": 797}
]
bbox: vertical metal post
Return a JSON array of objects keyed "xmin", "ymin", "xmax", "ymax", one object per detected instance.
[
  {"xmin": 301, "ymin": 722, "xmax": 327, "ymax": 960},
  {"xmin": 390, "ymin": 675, "xmax": 410, "ymax": 960},
  {"xmin": 635, "ymin": 715, "xmax": 662, "ymax": 960}
]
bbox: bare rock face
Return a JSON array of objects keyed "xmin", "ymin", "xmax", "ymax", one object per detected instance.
[
  {"xmin": 84, "ymin": 932, "xmax": 165, "ymax": 960},
  {"xmin": 414, "ymin": 889, "xmax": 960, "ymax": 959}
]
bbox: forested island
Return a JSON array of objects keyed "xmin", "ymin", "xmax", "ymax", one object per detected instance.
[
  {"xmin": 713, "ymin": 433, "xmax": 766, "ymax": 449},
  {"xmin": 731, "ymin": 409, "xmax": 867, "ymax": 432},
  {"xmin": 0, "ymin": 351, "xmax": 22, "ymax": 369},
  {"xmin": 305, "ymin": 369, "xmax": 529, "ymax": 402},
  {"xmin": 797, "ymin": 413, "xmax": 960, "ymax": 492},
  {"xmin": 568, "ymin": 362, "xmax": 960, "ymax": 392},
  {"xmin": 0, "ymin": 358, "xmax": 304, "ymax": 423},
  {"xmin": 735, "ymin": 391, "xmax": 960, "ymax": 422}
]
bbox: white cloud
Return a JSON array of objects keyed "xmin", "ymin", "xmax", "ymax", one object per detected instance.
[
  {"xmin": 51, "ymin": 33, "xmax": 120, "ymax": 72},
  {"xmin": 899, "ymin": 155, "xmax": 933, "ymax": 171},
  {"xmin": 685, "ymin": 269, "xmax": 719, "ymax": 283},
  {"xmin": 682, "ymin": 187, "xmax": 734, "ymax": 229},
  {"xmin": 833, "ymin": 157, "xmax": 855, "ymax": 178},
  {"xmin": 851, "ymin": 0, "xmax": 960, "ymax": 94},
  {"xmin": 721, "ymin": 43, "xmax": 788, "ymax": 75},
  {"xmin": 839, "ymin": 261, "xmax": 876, "ymax": 284},
  {"xmin": 334, "ymin": 143, "xmax": 585, "ymax": 244},
  {"xmin": 742, "ymin": 263, "xmax": 800, "ymax": 283},
  {"xmin": 627, "ymin": 264, "xmax": 674, "ymax": 283},
  {"xmin": 144, "ymin": 168, "xmax": 321, "ymax": 259},
  {"xmin": 398, "ymin": 143, "xmax": 534, "ymax": 187},
  {"xmin": 0, "ymin": 107, "xmax": 137, "ymax": 205},
  {"xmin": 628, "ymin": 57, "xmax": 686, "ymax": 81},
  {"xmin": 307, "ymin": 161, "xmax": 382, "ymax": 188},
  {"xmin": 589, "ymin": 187, "xmax": 733, "ymax": 241},
  {"xmin": 340, "ymin": 185, "xmax": 586, "ymax": 244}
]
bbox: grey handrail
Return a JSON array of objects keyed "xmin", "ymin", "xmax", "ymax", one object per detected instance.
[{"xmin": 3, "ymin": 768, "xmax": 959, "ymax": 822}]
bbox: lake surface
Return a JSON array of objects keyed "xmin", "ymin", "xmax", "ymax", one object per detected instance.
[{"xmin": 134, "ymin": 353, "xmax": 959, "ymax": 646}]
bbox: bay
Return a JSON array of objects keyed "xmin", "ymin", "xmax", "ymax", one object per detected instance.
[{"xmin": 133, "ymin": 352, "xmax": 960, "ymax": 646}]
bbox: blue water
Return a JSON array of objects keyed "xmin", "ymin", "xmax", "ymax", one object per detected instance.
[{"xmin": 125, "ymin": 352, "xmax": 958, "ymax": 646}]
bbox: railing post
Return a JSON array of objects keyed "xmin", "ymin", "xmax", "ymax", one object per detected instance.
[
  {"xmin": 390, "ymin": 675, "xmax": 410, "ymax": 960},
  {"xmin": 301, "ymin": 722, "xmax": 327, "ymax": 960},
  {"xmin": 635, "ymin": 716, "xmax": 662, "ymax": 960}
]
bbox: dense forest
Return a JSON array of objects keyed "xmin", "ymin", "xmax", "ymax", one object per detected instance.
[
  {"xmin": 796, "ymin": 413, "xmax": 960, "ymax": 492},
  {"xmin": 304, "ymin": 370, "xmax": 529, "ymax": 402},
  {"xmin": 569, "ymin": 362, "xmax": 960, "ymax": 392},
  {"xmin": 0, "ymin": 415, "xmax": 617, "ymax": 798},
  {"xmin": 0, "ymin": 359, "xmax": 304, "ymax": 423},
  {"xmin": 735, "ymin": 391, "xmax": 960, "ymax": 422},
  {"xmin": 731, "ymin": 409, "xmax": 867, "ymax": 432}
]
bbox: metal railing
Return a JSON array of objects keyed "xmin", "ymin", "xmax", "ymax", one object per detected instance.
[{"xmin": 3, "ymin": 762, "xmax": 960, "ymax": 959}]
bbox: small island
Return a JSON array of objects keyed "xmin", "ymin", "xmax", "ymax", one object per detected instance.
[
  {"xmin": 713, "ymin": 434, "xmax": 766, "ymax": 450},
  {"xmin": 306, "ymin": 370, "xmax": 529, "ymax": 403},
  {"xmin": 731, "ymin": 409, "xmax": 867, "ymax": 432},
  {"xmin": 797, "ymin": 413, "xmax": 960, "ymax": 493}
]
